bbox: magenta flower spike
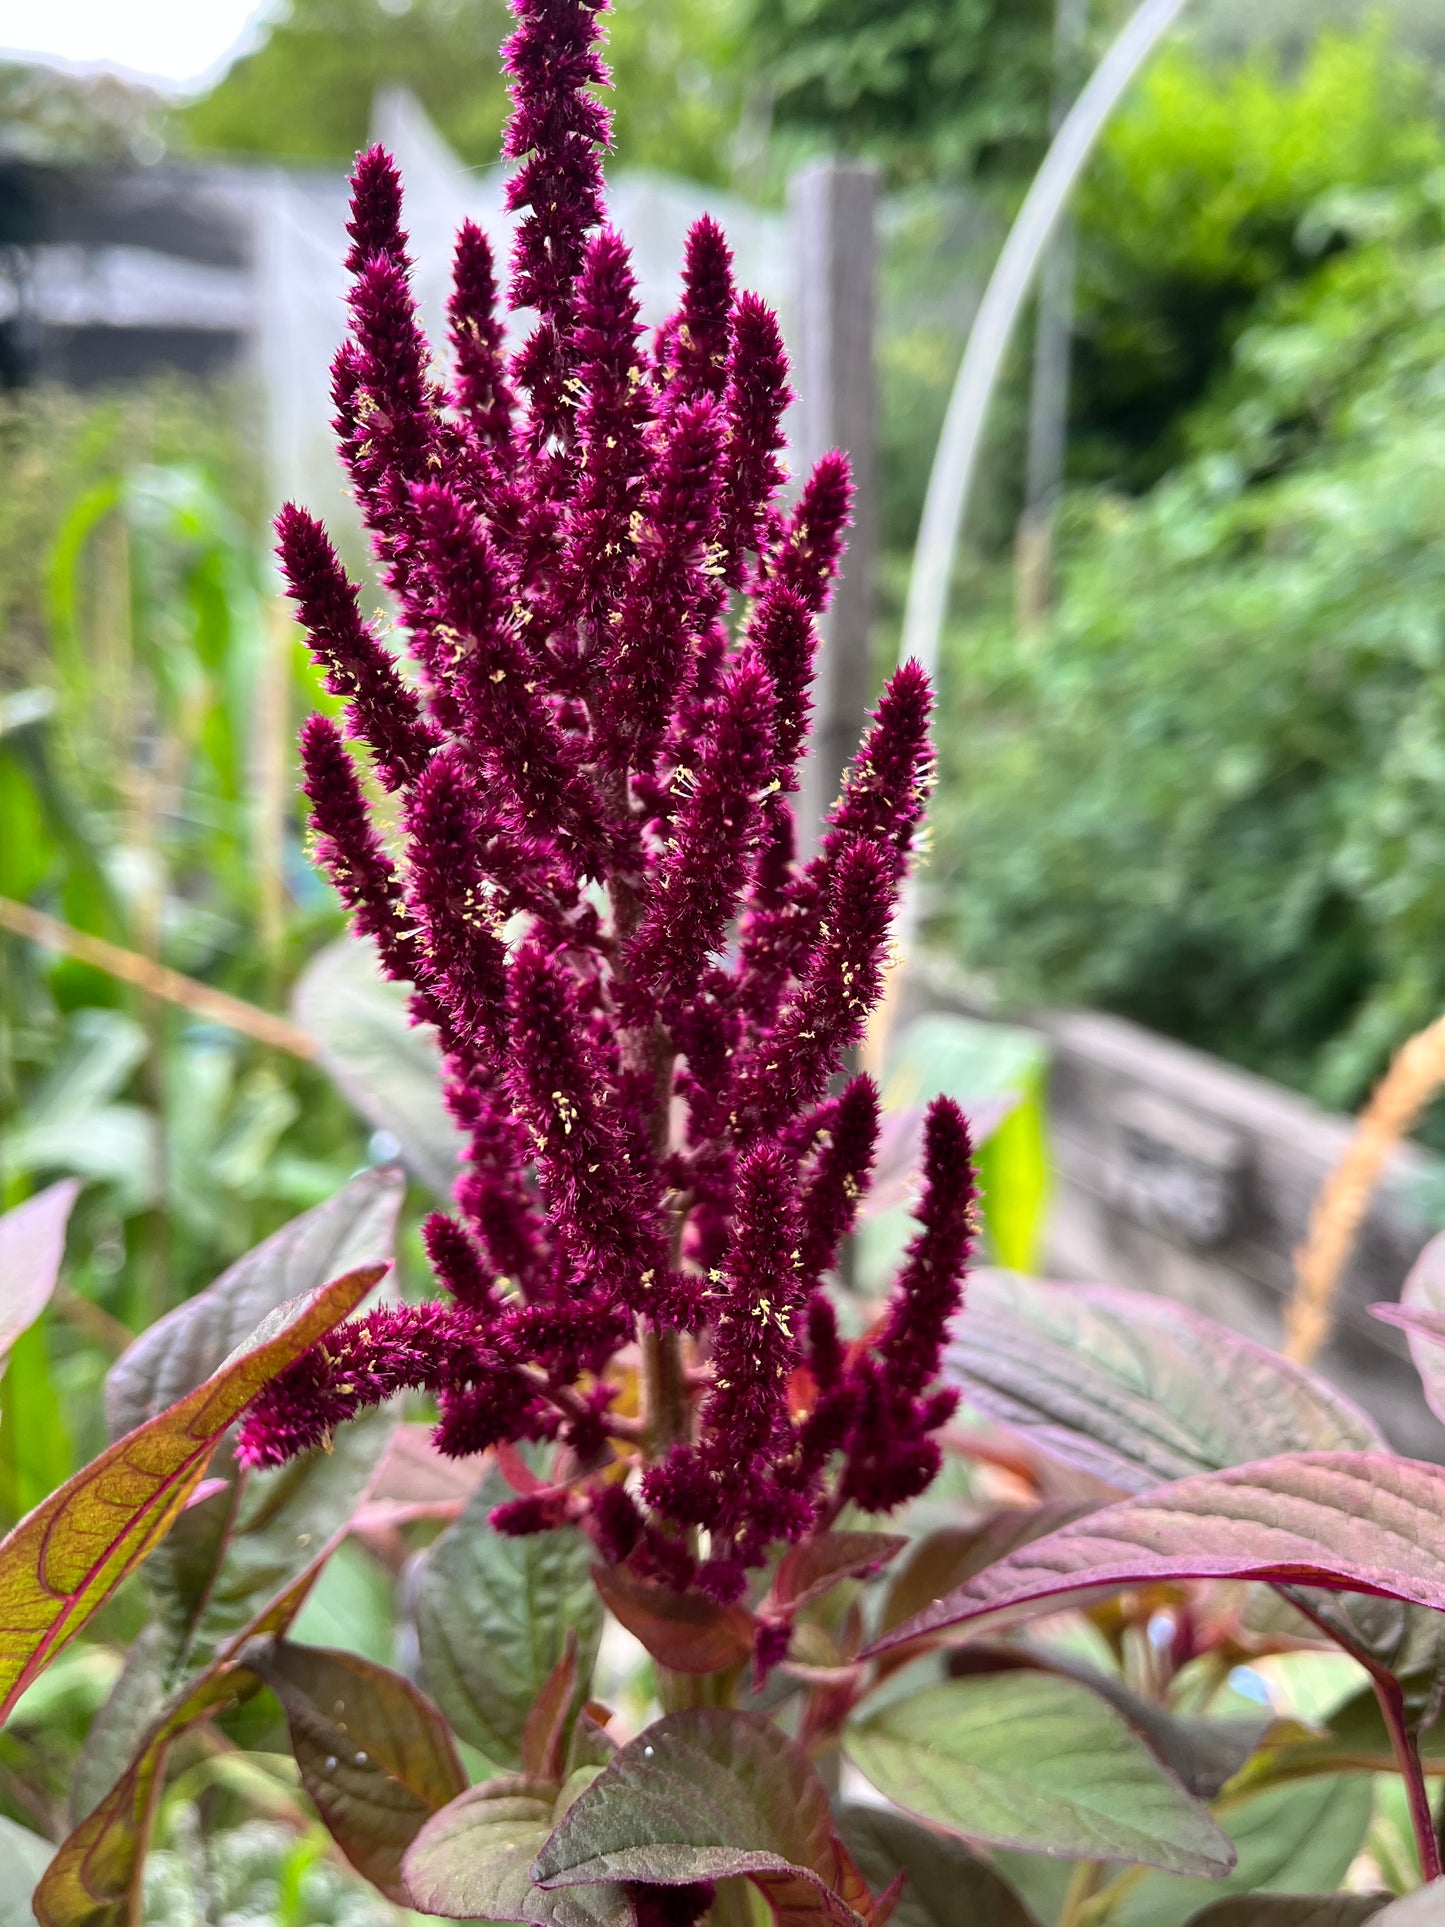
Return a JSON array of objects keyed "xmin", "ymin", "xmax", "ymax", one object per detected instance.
[{"xmin": 241, "ymin": 0, "xmax": 974, "ymax": 1600}]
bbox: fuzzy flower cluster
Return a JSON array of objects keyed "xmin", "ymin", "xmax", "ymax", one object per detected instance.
[{"xmin": 239, "ymin": 0, "xmax": 976, "ymax": 1610}]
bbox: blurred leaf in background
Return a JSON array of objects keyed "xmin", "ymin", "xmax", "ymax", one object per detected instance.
[
  {"xmin": 179, "ymin": 0, "xmax": 750, "ymax": 188},
  {"xmin": 934, "ymin": 130, "xmax": 1445, "ymax": 1122}
]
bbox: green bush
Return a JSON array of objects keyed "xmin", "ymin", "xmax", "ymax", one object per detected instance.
[
  {"xmin": 935, "ymin": 176, "xmax": 1445, "ymax": 1113},
  {"xmin": 1070, "ymin": 25, "xmax": 1444, "ymax": 486}
]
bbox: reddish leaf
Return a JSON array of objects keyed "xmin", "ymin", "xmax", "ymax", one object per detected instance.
[
  {"xmin": 0, "ymin": 1264, "xmax": 382, "ymax": 1723},
  {"xmin": 879, "ymin": 1505, "xmax": 1095, "ymax": 1640},
  {"xmin": 1373, "ymin": 1231, "xmax": 1445, "ymax": 1425},
  {"xmin": 533, "ymin": 1709, "xmax": 882, "ymax": 1926},
  {"xmin": 592, "ymin": 1564, "xmax": 754, "ymax": 1676},
  {"xmin": 865, "ymin": 1452, "xmax": 1445, "ymax": 1659},
  {"xmin": 404, "ymin": 1772, "xmax": 631, "ymax": 1925},
  {"xmin": 245, "ymin": 1639, "xmax": 467, "ymax": 1904},
  {"xmin": 522, "ymin": 1636, "xmax": 581, "ymax": 1782},
  {"xmin": 105, "ymin": 1169, "xmax": 402, "ymax": 1439},
  {"xmin": 948, "ymin": 1275, "xmax": 1382, "ymax": 1494},
  {"xmin": 769, "ymin": 1534, "xmax": 908, "ymax": 1614},
  {"xmin": 0, "ymin": 1180, "xmax": 80, "ymax": 1367},
  {"xmin": 32, "ymin": 1571, "xmax": 319, "ymax": 1927}
]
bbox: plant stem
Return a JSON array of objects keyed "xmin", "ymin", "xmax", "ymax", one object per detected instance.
[
  {"xmin": 1058, "ymin": 1860, "xmax": 1103, "ymax": 1927},
  {"xmin": 709, "ymin": 1876, "xmax": 759, "ymax": 1927},
  {"xmin": 1372, "ymin": 1673, "xmax": 1443, "ymax": 1883}
]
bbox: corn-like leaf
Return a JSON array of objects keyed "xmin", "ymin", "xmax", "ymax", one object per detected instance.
[
  {"xmin": 0, "ymin": 1263, "xmax": 381, "ymax": 1723},
  {"xmin": 867, "ymin": 1452, "xmax": 1445, "ymax": 1659}
]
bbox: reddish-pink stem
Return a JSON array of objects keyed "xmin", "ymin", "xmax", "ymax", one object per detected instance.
[{"xmin": 1372, "ymin": 1673, "xmax": 1442, "ymax": 1883}]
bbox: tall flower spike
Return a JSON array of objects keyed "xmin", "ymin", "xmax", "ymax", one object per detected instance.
[
  {"xmin": 403, "ymin": 745, "xmax": 510, "ymax": 1051},
  {"xmin": 819, "ymin": 656, "xmax": 935, "ymax": 878},
  {"xmin": 249, "ymin": 0, "xmax": 969, "ymax": 1603},
  {"xmin": 299, "ymin": 714, "xmax": 425, "ymax": 991},
  {"xmin": 797, "ymin": 1073, "xmax": 880, "ymax": 1288},
  {"xmin": 841, "ymin": 1099, "xmax": 977, "ymax": 1513},
  {"xmin": 716, "ymin": 293, "xmax": 792, "ymax": 586},
  {"xmin": 554, "ymin": 228, "xmax": 653, "ymax": 632},
  {"xmin": 658, "ymin": 214, "xmax": 734, "ymax": 407},
  {"xmin": 505, "ymin": 940, "xmax": 665, "ymax": 1301},
  {"xmin": 745, "ymin": 584, "xmax": 816, "ymax": 792},
  {"xmin": 277, "ymin": 505, "xmax": 440, "ymax": 790},
  {"xmin": 448, "ymin": 219, "xmax": 517, "ymax": 454},
  {"xmin": 625, "ymin": 656, "xmax": 776, "ymax": 1011},
  {"xmin": 502, "ymin": 0, "xmax": 611, "ymax": 441},
  {"xmin": 769, "ymin": 449, "xmax": 853, "ymax": 614},
  {"xmin": 345, "ymin": 144, "xmax": 410, "ymax": 273},
  {"xmin": 734, "ymin": 836, "xmax": 896, "ymax": 1137},
  {"xmin": 599, "ymin": 396, "xmax": 723, "ymax": 771}
]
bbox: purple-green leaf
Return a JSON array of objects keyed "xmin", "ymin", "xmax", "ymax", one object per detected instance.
[
  {"xmin": 768, "ymin": 1533, "xmax": 908, "ymax": 1614},
  {"xmin": 245, "ymin": 1639, "xmax": 466, "ymax": 1904},
  {"xmin": 0, "ymin": 1180, "xmax": 80, "ymax": 1368},
  {"xmin": 100, "ymin": 1173, "xmax": 403, "ymax": 1684},
  {"xmin": 845, "ymin": 1673, "xmax": 1233, "ymax": 1875},
  {"xmin": 404, "ymin": 1772, "xmax": 629, "ymax": 1926},
  {"xmin": 867, "ymin": 1453, "xmax": 1445, "ymax": 1659},
  {"xmin": 416, "ymin": 1467, "xmax": 601, "ymax": 1764},
  {"xmin": 0, "ymin": 1265, "xmax": 381, "ymax": 1725},
  {"xmin": 531, "ymin": 1709, "xmax": 881, "ymax": 1926},
  {"xmin": 1372, "ymin": 1230, "xmax": 1445, "ymax": 1424},
  {"xmin": 948, "ymin": 1275, "xmax": 1382, "ymax": 1493},
  {"xmin": 592, "ymin": 1562, "xmax": 755, "ymax": 1676},
  {"xmin": 879, "ymin": 1505, "xmax": 1094, "ymax": 1639},
  {"xmin": 105, "ymin": 1166, "xmax": 404, "ymax": 1438},
  {"xmin": 835, "ymin": 1805, "xmax": 1042, "ymax": 1927},
  {"xmin": 1371, "ymin": 1884, "xmax": 1445, "ymax": 1924},
  {"xmin": 1180, "ymin": 1897, "xmax": 1392, "ymax": 1924}
]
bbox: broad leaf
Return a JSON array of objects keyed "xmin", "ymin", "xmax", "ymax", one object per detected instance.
[
  {"xmin": 1000, "ymin": 1651, "xmax": 1271, "ymax": 1802},
  {"xmin": 416, "ymin": 1467, "xmax": 601, "ymax": 1764},
  {"xmin": 1110, "ymin": 1777, "xmax": 1373, "ymax": 1927},
  {"xmin": 533, "ymin": 1708, "xmax": 880, "ymax": 1926},
  {"xmin": 294, "ymin": 937, "xmax": 461, "ymax": 1198},
  {"xmin": 879, "ymin": 1505, "xmax": 1095, "ymax": 1639},
  {"xmin": 948, "ymin": 1276, "xmax": 1383, "ymax": 1494},
  {"xmin": 404, "ymin": 1773, "xmax": 630, "ymax": 1926},
  {"xmin": 770, "ymin": 1534, "xmax": 907, "ymax": 1614},
  {"xmin": 0, "ymin": 1180, "xmax": 80, "ymax": 1367},
  {"xmin": 33, "ymin": 1666, "xmax": 245, "ymax": 1927},
  {"xmin": 35, "ymin": 1570, "xmax": 327, "ymax": 1927},
  {"xmin": 245, "ymin": 1638, "xmax": 466, "ymax": 1903},
  {"xmin": 0, "ymin": 1264, "xmax": 381, "ymax": 1724},
  {"xmin": 1374, "ymin": 1232, "xmax": 1445, "ymax": 1425},
  {"xmin": 105, "ymin": 1166, "xmax": 404, "ymax": 1436},
  {"xmin": 867, "ymin": 1453, "xmax": 1445, "ymax": 1658},
  {"xmin": 1372, "ymin": 1886, "xmax": 1445, "ymax": 1924},
  {"xmin": 1181, "ymin": 1899, "xmax": 1392, "ymax": 1925},
  {"xmin": 592, "ymin": 1563, "xmax": 754, "ymax": 1675},
  {"xmin": 0, "ymin": 1815, "xmax": 54, "ymax": 1926},
  {"xmin": 104, "ymin": 1172, "xmax": 402, "ymax": 1683},
  {"xmin": 834, "ymin": 1804, "xmax": 1042, "ymax": 1927},
  {"xmin": 845, "ymin": 1673, "xmax": 1232, "ymax": 1875}
]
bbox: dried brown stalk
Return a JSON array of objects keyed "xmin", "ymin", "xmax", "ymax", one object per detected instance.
[
  {"xmin": 0, "ymin": 896, "xmax": 315, "ymax": 1062},
  {"xmin": 1287, "ymin": 1012, "xmax": 1445, "ymax": 1365}
]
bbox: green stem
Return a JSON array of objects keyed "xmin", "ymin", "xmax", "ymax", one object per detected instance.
[{"xmin": 709, "ymin": 1875, "xmax": 759, "ymax": 1927}]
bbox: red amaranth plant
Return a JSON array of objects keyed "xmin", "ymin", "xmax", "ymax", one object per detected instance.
[{"xmin": 237, "ymin": 0, "xmax": 971, "ymax": 1619}]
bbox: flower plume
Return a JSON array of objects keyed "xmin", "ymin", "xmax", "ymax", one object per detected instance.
[{"xmin": 240, "ymin": 0, "xmax": 972, "ymax": 1599}]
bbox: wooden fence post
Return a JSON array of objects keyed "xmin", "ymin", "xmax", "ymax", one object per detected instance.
[{"xmin": 789, "ymin": 160, "xmax": 880, "ymax": 852}]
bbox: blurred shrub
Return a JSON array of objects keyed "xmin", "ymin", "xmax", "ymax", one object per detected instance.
[
  {"xmin": 1070, "ymin": 25, "xmax": 1445, "ymax": 487},
  {"xmin": 180, "ymin": 0, "xmax": 749, "ymax": 186},
  {"xmin": 934, "ymin": 174, "xmax": 1445, "ymax": 1115},
  {"xmin": 748, "ymin": 0, "xmax": 1055, "ymax": 185}
]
